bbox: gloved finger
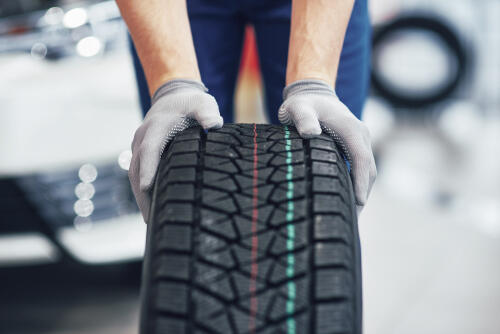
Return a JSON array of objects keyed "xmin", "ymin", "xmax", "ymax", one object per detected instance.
[
  {"xmin": 366, "ymin": 157, "xmax": 377, "ymax": 200},
  {"xmin": 139, "ymin": 118, "xmax": 195, "ymax": 192},
  {"xmin": 355, "ymin": 163, "xmax": 376, "ymax": 218},
  {"xmin": 131, "ymin": 123, "xmax": 148, "ymax": 152},
  {"xmin": 135, "ymin": 188, "xmax": 152, "ymax": 223},
  {"xmin": 286, "ymin": 103, "xmax": 322, "ymax": 138},
  {"xmin": 321, "ymin": 115, "xmax": 375, "ymax": 206},
  {"xmin": 356, "ymin": 205, "xmax": 363, "ymax": 217},
  {"xmin": 128, "ymin": 150, "xmax": 150, "ymax": 222},
  {"xmin": 137, "ymin": 126, "xmax": 167, "ymax": 192},
  {"xmin": 351, "ymin": 154, "xmax": 371, "ymax": 206},
  {"xmin": 349, "ymin": 140, "xmax": 376, "ymax": 207},
  {"xmin": 193, "ymin": 95, "xmax": 223, "ymax": 130}
]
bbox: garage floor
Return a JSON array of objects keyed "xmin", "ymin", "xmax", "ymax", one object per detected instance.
[{"xmin": 0, "ymin": 264, "xmax": 141, "ymax": 334}]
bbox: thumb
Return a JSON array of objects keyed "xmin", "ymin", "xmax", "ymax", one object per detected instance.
[
  {"xmin": 194, "ymin": 95, "xmax": 223, "ymax": 130},
  {"xmin": 356, "ymin": 204, "xmax": 363, "ymax": 217},
  {"xmin": 287, "ymin": 104, "xmax": 322, "ymax": 138}
]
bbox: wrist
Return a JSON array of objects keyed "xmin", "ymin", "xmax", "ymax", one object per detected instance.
[
  {"xmin": 285, "ymin": 61, "xmax": 336, "ymax": 88},
  {"xmin": 152, "ymin": 78, "xmax": 207, "ymax": 104},
  {"xmin": 149, "ymin": 69, "xmax": 201, "ymax": 97},
  {"xmin": 283, "ymin": 79, "xmax": 336, "ymax": 100}
]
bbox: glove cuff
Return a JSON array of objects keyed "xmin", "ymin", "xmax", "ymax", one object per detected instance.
[
  {"xmin": 282, "ymin": 79, "xmax": 336, "ymax": 100},
  {"xmin": 152, "ymin": 79, "xmax": 208, "ymax": 104}
]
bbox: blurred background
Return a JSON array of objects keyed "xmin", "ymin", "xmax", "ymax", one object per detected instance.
[{"xmin": 0, "ymin": 0, "xmax": 499, "ymax": 333}]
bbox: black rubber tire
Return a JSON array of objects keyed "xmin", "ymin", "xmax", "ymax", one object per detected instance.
[
  {"xmin": 140, "ymin": 124, "xmax": 362, "ymax": 334},
  {"xmin": 371, "ymin": 15, "xmax": 468, "ymax": 108}
]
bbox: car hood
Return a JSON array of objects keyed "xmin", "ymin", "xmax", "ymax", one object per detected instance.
[{"xmin": 0, "ymin": 52, "xmax": 141, "ymax": 175}]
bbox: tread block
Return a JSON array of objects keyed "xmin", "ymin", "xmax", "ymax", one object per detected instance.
[
  {"xmin": 198, "ymin": 232, "xmax": 229, "ymax": 253},
  {"xmin": 241, "ymin": 184, "xmax": 275, "ymax": 201},
  {"xmin": 313, "ymin": 215, "xmax": 352, "ymax": 242},
  {"xmin": 270, "ymin": 223, "xmax": 308, "ymax": 256},
  {"xmin": 239, "ymin": 258, "xmax": 274, "ymax": 282},
  {"xmin": 232, "ymin": 306, "xmax": 265, "ymax": 333},
  {"xmin": 202, "ymin": 188, "xmax": 229, "ymax": 202},
  {"xmin": 195, "ymin": 263, "xmax": 225, "ymax": 284},
  {"xmin": 197, "ymin": 275, "xmax": 235, "ymax": 301},
  {"xmin": 313, "ymin": 194, "xmax": 349, "ymax": 216},
  {"xmin": 276, "ymin": 249, "xmax": 309, "ymax": 279},
  {"xmin": 272, "ymin": 150, "xmax": 305, "ymax": 165},
  {"xmin": 193, "ymin": 290, "xmax": 225, "ymax": 320},
  {"xmin": 206, "ymin": 141, "xmax": 234, "ymax": 153},
  {"xmin": 202, "ymin": 197, "xmax": 238, "ymax": 214},
  {"xmin": 233, "ymin": 215, "xmax": 268, "ymax": 238},
  {"xmin": 207, "ymin": 147, "xmax": 240, "ymax": 159},
  {"xmin": 312, "ymin": 176, "xmax": 345, "ymax": 194},
  {"xmin": 154, "ymin": 317, "xmax": 186, "ymax": 334},
  {"xmin": 168, "ymin": 153, "xmax": 199, "ymax": 167},
  {"xmin": 155, "ymin": 224, "xmax": 192, "ymax": 252},
  {"xmin": 311, "ymin": 148, "xmax": 340, "ymax": 163},
  {"xmin": 232, "ymin": 271, "xmax": 266, "ymax": 300},
  {"xmin": 154, "ymin": 254, "xmax": 190, "ymax": 280},
  {"xmin": 201, "ymin": 218, "xmax": 238, "ymax": 240},
  {"xmin": 164, "ymin": 167, "xmax": 196, "ymax": 183},
  {"xmin": 309, "ymin": 137, "xmax": 336, "ymax": 152},
  {"xmin": 234, "ymin": 174, "xmax": 268, "ymax": 188},
  {"xmin": 198, "ymin": 249, "xmax": 235, "ymax": 269},
  {"xmin": 167, "ymin": 140, "xmax": 200, "ymax": 155},
  {"xmin": 276, "ymin": 276, "xmax": 310, "ymax": 314},
  {"xmin": 208, "ymin": 132, "xmax": 241, "ymax": 144},
  {"xmin": 160, "ymin": 203, "xmax": 194, "ymax": 223},
  {"xmin": 233, "ymin": 193, "xmax": 254, "ymax": 210},
  {"xmin": 203, "ymin": 172, "xmax": 238, "ymax": 192},
  {"xmin": 206, "ymin": 312, "xmax": 234, "ymax": 334},
  {"xmin": 316, "ymin": 303, "xmax": 353, "ymax": 334},
  {"xmin": 312, "ymin": 161, "xmax": 341, "ymax": 177},
  {"xmin": 276, "ymin": 200, "xmax": 307, "ymax": 222},
  {"xmin": 271, "ymin": 165, "xmax": 305, "ymax": 183},
  {"xmin": 165, "ymin": 184, "xmax": 195, "ymax": 201},
  {"xmin": 201, "ymin": 209, "xmax": 229, "ymax": 223},
  {"xmin": 314, "ymin": 242, "xmax": 352, "ymax": 268},
  {"xmin": 270, "ymin": 180, "xmax": 306, "ymax": 202},
  {"xmin": 254, "ymin": 289, "xmax": 276, "ymax": 318},
  {"xmin": 204, "ymin": 156, "xmax": 239, "ymax": 173},
  {"xmin": 268, "ymin": 250, "xmax": 308, "ymax": 284},
  {"xmin": 173, "ymin": 127, "xmax": 201, "ymax": 141},
  {"xmin": 154, "ymin": 281, "xmax": 188, "ymax": 314},
  {"xmin": 240, "ymin": 229, "xmax": 274, "ymax": 255},
  {"xmin": 315, "ymin": 269, "xmax": 352, "ymax": 300}
]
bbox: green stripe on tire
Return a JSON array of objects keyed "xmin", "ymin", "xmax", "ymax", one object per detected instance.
[{"xmin": 284, "ymin": 126, "xmax": 296, "ymax": 334}]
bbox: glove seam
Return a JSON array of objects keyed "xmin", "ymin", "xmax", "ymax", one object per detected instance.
[
  {"xmin": 152, "ymin": 79, "xmax": 208, "ymax": 104},
  {"xmin": 282, "ymin": 79, "xmax": 336, "ymax": 100}
]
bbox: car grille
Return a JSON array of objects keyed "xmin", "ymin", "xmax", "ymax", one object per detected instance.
[{"xmin": 1, "ymin": 162, "xmax": 138, "ymax": 234}]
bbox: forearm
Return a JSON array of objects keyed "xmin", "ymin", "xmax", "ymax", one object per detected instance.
[
  {"xmin": 116, "ymin": 0, "xmax": 200, "ymax": 95},
  {"xmin": 286, "ymin": 0, "xmax": 354, "ymax": 87}
]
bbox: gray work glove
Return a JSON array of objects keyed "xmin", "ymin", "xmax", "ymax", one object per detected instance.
[
  {"xmin": 129, "ymin": 79, "xmax": 223, "ymax": 222},
  {"xmin": 278, "ymin": 79, "xmax": 376, "ymax": 215}
]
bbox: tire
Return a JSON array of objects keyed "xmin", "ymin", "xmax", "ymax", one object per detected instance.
[
  {"xmin": 371, "ymin": 15, "xmax": 468, "ymax": 108},
  {"xmin": 140, "ymin": 124, "xmax": 362, "ymax": 334}
]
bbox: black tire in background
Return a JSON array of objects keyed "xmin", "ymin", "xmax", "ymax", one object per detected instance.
[
  {"xmin": 371, "ymin": 15, "xmax": 468, "ymax": 108},
  {"xmin": 140, "ymin": 124, "xmax": 362, "ymax": 334}
]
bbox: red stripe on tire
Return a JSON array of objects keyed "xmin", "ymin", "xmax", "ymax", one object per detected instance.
[{"xmin": 249, "ymin": 123, "xmax": 259, "ymax": 333}]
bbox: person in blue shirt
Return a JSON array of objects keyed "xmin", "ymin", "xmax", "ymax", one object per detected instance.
[{"xmin": 116, "ymin": 0, "xmax": 376, "ymax": 222}]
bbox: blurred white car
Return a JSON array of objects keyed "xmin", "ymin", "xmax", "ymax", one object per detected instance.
[{"xmin": 0, "ymin": 0, "xmax": 146, "ymax": 267}]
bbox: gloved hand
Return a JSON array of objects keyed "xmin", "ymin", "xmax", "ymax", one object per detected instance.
[
  {"xmin": 129, "ymin": 79, "xmax": 223, "ymax": 222},
  {"xmin": 278, "ymin": 79, "xmax": 376, "ymax": 215}
]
